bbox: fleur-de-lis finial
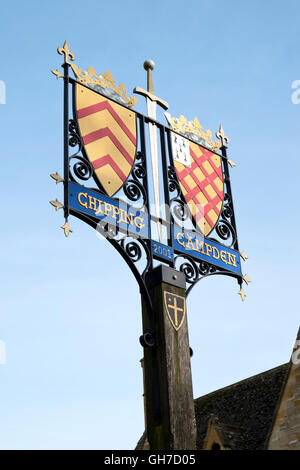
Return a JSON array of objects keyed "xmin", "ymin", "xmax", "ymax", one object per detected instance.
[
  {"xmin": 238, "ymin": 288, "xmax": 246, "ymax": 302},
  {"xmin": 61, "ymin": 221, "xmax": 72, "ymax": 237},
  {"xmin": 216, "ymin": 124, "xmax": 230, "ymax": 148},
  {"xmin": 57, "ymin": 40, "xmax": 75, "ymax": 65}
]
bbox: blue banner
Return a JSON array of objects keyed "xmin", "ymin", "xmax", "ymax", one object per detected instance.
[
  {"xmin": 152, "ymin": 240, "xmax": 174, "ymax": 263},
  {"xmin": 69, "ymin": 182, "xmax": 150, "ymax": 239},
  {"xmin": 69, "ymin": 183, "xmax": 241, "ymax": 275},
  {"xmin": 173, "ymin": 225, "xmax": 242, "ymax": 275}
]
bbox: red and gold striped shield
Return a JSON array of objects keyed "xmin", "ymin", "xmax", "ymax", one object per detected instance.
[
  {"xmin": 76, "ymin": 84, "xmax": 137, "ymax": 196},
  {"xmin": 173, "ymin": 140, "xmax": 224, "ymax": 236}
]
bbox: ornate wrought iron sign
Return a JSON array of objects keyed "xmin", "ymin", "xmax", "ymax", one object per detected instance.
[{"xmin": 51, "ymin": 41, "xmax": 251, "ymax": 312}]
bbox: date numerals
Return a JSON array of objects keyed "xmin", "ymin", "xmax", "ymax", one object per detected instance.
[{"xmin": 152, "ymin": 241, "xmax": 174, "ymax": 261}]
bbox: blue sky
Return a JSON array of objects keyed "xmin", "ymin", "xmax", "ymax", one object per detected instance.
[{"xmin": 0, "ymin": 0, "xmax": 299, "ymax": 449}]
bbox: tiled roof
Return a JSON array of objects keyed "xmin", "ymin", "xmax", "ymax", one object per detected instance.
[
  {"xmin": 203, "ymin": 415, "xmax": 252, "ymax": 450},
  {"xmin": 195, "ymin": 363, "xmax": 289, "ymax": 450},
  {"xmin": 136, "ymin": 363, "xmax": 289, "ymax": 450}
]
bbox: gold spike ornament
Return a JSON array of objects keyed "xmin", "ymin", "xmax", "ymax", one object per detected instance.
[
  {"xmin": 61, "ymin": 222, "xmax": 72, "ymax": 237},
  {"xmin": 50, "ymin": 199, "xmax": 64, "ymax": 211},
  {"xmin": 50, "ymin": 172, "xmax": 64, "ymax": 184},
  {"xmin": 238, "ymin": 288, "xmax": 246, "ymax": 302},
  {"xmin": 243, "ymin": 274, "xmax": 252, "ymax": 285},
  {"xmin": 240, "ymin": 251, "xmax": 249, "ymax": 261}
]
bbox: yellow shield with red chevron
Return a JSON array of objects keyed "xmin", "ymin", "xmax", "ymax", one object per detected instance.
[
  {"xmin": 76, "ymin": 83, "xmax": 137, "ymax": 196},
  {"xmin": 171, "ymin": 134, "xmax": 224, "ymax": 236}
]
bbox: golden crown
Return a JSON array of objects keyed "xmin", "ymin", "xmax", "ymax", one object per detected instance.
[
  {"xmin": 165, "ymin": 113, "xmax": 221, "ymax": 152},
  {"xmin": 52, "ymin": 41, "xmax": 138, "ymax": 109},
  {"xmin": 70, "ymin": 64, "xmax": 138, "ymax": 109}
]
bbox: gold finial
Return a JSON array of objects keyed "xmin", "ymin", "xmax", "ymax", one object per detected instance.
[
  {"xmin": 61, "ymin": 222, "xmax": 72, "ymax": 237},
  {"xmin": 165, "ymin": 113, "xmax": 221, "ymax": 152},
  {"xmin": 240, "ymin": 251, "xmax": 249, "ymax": 261},
  {"xmin": 133, "ymin": 59, "xmax": 168, "ymax": 110},
  {"xmin": 238, "ymin": 288, "xmax": 246, "ymax": 301},
  {"xmin": 243, "ymin": 274, "xmax": 252, "ymax": 285},
  {"xmin": 51, "ymin": 69, "xmax": 64, "ymax": 79},
  {"xmin": 216, "ymin": 124, "xmax": 230, "ymax": 148},
  {"xmin": 57, "ymin": 40, "xmax": 75, "ymax": 65},
  {"xmin": 228, "ymin": 159, "xmax": 236, "ymax": 168},
  {"xmin": 50, "ymin": 199, "xmax": 64, "ymax": 211},
  {"xmin": 143, "ymin": 59, "xmax": 155, "ymax": 94},
  {"xmin": 50, "ymin": 172, "xmax": 64, "ymax": 184}
]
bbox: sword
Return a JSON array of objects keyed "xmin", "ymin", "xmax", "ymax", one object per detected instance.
[{"xmin": 134, "ymin": 60, "xmax": 169, "ymax": 243}]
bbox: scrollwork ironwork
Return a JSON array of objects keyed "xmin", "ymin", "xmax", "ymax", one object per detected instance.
[
  {"xmin": 171, "ymin": 199, "xmax": 190, "ymax": 223},
  {"xmin": 118, "ymin": 236, "xmax": 152, "ymax": 280},
  {"xmin": 68, "ymin": 119, "xmax": 82, "ymax": 150},
  {"xmin": 122, "ymin": 151, "xmax": 148, "ymax": 209},
  {"xmin": 174, "ymin": 253, "xmax": 235, "ymax": 296},
  {"xmin": 68, "ymin": 118, "xmax": 105, "ymax": 192},
  {"xmin": 209, "ymin": 193, "xmax": 237, "ymax": 249},
  {"xmin": 168, "ymin": 166, "xmax": 181, "ymax": 196},
  {"xmin": 221, "ymin": 195, "xmax": 233, "ymax": 219},
  {"xmin": 72, "ymin": 157, "xmax": 93, "ymax": 181},
  {"xmin": 168, "ymin": 164, "xmax": 196, "ymax": 231},
  {"xmin": 123, "ymin": 179, "xmax": 146, "ymax": 204},
  {"xmin": 176, "ymin": 255, "xmax": 199, "ymax": 284},
  {"xmin": 122, "ymin": 239, "xmax": 142, "ymax": 263}
]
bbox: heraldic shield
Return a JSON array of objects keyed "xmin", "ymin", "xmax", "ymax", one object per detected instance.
[
  {"xmin": 171, "ymin": 136, "xmax": 224, "ymax": 237},
  {"xmin": 164, "ymin": 291, "xmax": 186, "ymax": 331},
  {"xmin": 75, "ymin": 83, "xmax": 137, "ymax": 196}
]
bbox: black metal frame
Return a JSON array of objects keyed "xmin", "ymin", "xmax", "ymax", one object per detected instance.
[
  {"xmin": 165, "ymin": 126, "xmax": 242, "ymax": 295},
  {"xmin": 61, "ymin": 62, "xmax": 243, "ymax": 317}
]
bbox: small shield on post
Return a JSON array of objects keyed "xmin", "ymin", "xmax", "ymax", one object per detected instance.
[{"xmin": 164, "ymin": 292, "xmax": 186, "ymax": 331}]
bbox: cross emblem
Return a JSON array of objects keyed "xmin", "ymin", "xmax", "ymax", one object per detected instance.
[{"xmin": 164, "ymin": 292, "xmax": 186, "ymax": 331}]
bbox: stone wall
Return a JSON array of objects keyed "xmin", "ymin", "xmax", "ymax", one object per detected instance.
[{"xmin": 268, "ymin": 330, "xmax": 300, "ymax": 450}]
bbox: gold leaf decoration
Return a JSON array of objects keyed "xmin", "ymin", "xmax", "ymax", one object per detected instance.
[
  {"xmin": 70, "ymin": 64, "xmax": 138, "ymax": 109},
  {"xmin": 165, "ymin": 113, "xmax": 221, "ymax": 152}
]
